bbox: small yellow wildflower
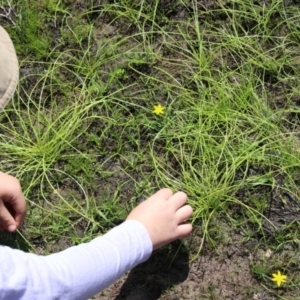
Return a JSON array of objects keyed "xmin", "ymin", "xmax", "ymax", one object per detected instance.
[
  {"xmin": 153, "ymin": 104, "xmax": 165, "ymax": 115},
  {"xmin": 272, "ymin": 271, "xmax": 287, "ymax": 287}
]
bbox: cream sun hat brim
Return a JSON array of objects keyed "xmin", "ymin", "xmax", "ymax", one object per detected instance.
[{"xmin": 0, "ymin": 25, "xmax": 19, "ymax": 110}]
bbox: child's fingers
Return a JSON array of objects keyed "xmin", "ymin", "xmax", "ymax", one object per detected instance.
[
  {"xmin": 152, "ymin": 188, "xmax": 173, "ymax": 200},
  {"xmin": 169, "ymin": 191, "xmax": 187, "ymax": 208},
  {"xmin": 176, "ymin": 205, "xmax": 193, "ymax": 222},
  {"xmin": 0, "ymin": 201, "xmax": 17, "ymax": 232},
  {"xmin": 176, "ymin": 223, "xmax": 193, "ymax": 237},
  {"xmin": 12, "ymin": 196, "xmax": 26, "ymax": 228}
]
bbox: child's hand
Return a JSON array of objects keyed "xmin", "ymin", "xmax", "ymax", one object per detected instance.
[
  {"xmin": 0, "ymin": 172, "xmax": 26, "ymax": 232},
  {"xmin": 126, "ymin": 188, "xmax": 193, "ymax": 250}
]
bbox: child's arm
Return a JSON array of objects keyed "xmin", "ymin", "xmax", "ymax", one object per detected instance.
[
  {"xmin": 0, "ymin": 220, "xmax": 152, "ymax": 300},
  {"xmin": 0, "ymin": 177, "xmax": 193, "ymax": 300}
]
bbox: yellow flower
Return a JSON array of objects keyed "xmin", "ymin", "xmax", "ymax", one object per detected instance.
[
  {"xmin": 272, "ymin": 271, "xmax": 287, "ymax": 287},
  {"xmin": 153, "ymin": 104, "xmax": 165, "ymax": 115}
]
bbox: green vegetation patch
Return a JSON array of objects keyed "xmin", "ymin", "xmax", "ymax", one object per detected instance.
[{"xmin": 1, "ymin": 0, "xmax": 300, "ymax": 298}]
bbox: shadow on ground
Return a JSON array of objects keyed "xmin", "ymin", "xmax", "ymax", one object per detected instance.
[
  {"xmin": 0, "ymin": 230, "xmax": 30, "ymax": 251},
  {"xmin": 115, "ymin": 240, "xmax": 190, "ymax": 300}
]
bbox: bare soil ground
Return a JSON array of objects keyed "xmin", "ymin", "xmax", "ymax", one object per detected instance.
[
  {"xmin": 96, "ymin": 232, "xmax": 270, "ymax": 300},
  {"xmin": 95, "ymin": 190, "xmax": 300, "ymax": 300}
]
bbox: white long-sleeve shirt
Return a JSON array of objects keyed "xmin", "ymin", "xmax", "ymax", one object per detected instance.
[{"xmin": 0, "ymin": 220, "xmax": 153, "ymax": 300}]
